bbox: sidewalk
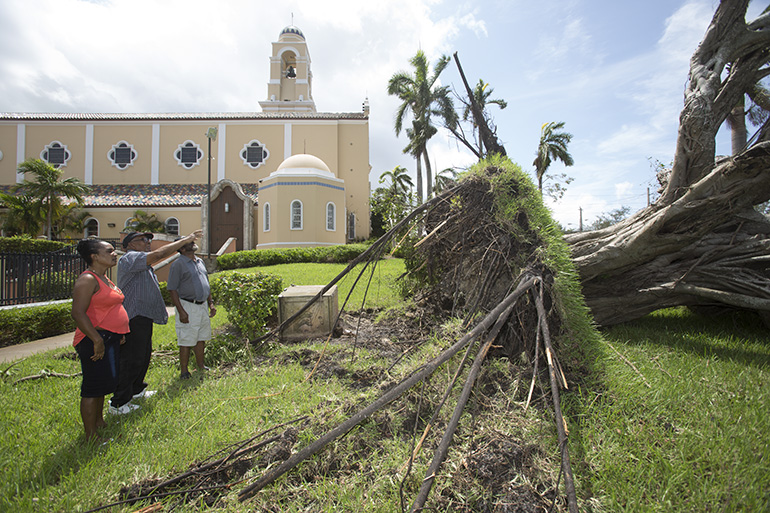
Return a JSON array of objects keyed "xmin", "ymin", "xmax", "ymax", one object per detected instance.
[{"xmin": 0, "ymin": 306, "xmax": 176, "ymax": 364}]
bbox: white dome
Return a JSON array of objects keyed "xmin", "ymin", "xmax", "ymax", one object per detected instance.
[{"xmin": 273, "ymin": 154, "xmax": 334, "ymax": 178}]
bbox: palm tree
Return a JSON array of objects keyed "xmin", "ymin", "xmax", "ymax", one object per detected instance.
[
  {"xmin": 55, "ymin": 204, "xmax": 92, "ymax": 239},
  {"xmin": 533, "ymin": 122, "xmax": 574, "ymax": 194},
  {"xmin": 460, "ymin": 80, "xmax": 507, "ymax": 157},
  {"xmin": 726, "ymin": 81, "xmax": 770, "ymax": 154},
  {"xmin": 388, "ymin": 50, "xmax": 457, "ymax": 203},
  {"xmin": 15, "ymin": 159, "xmax": 90, "ymax": 239},
  {"xmin": 379, "ymin": 165, "xmax": 414, "ymax": 197},
  {"xmin": 124, "ymin": 209, "xmax": 165, "ymax": 233},
  {"xmin": 433, "ymin": 167, "xmax": 459, "ymax": 195},
  {"xmin": 725, "ymin": 5, "xmax": 770, "ymax": 155},
  {"xmin": 0, "ymin": 192, "xmax": 44, "ymax": 236}
]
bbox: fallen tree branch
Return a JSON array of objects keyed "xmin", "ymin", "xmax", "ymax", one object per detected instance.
[
  {"xmin": 534, "ymin": 284, "xmax": 578, "ymax": 513},
  {"xmin": 238, "ymin": 272, "xmax": 539, "ymax": 502},
  {"xmin": 409, "ymin": 299, "xmax": 517, "ymax": 512},
  {"xmin": 13, "ymin": 370, "xmax": 81, "ymax": 385},
  {"xmin": 606, "ymin": 342, "xmax": 651, "ymax": 389},
  {"xmin": 84, "ymin": 419, "xmax": 307, "ymax": 513}
]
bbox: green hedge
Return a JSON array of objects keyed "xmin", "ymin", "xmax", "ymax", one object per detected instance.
[
  {"xmin": 0, "ymin": 236, "xmax": 69, "ymax": 253},
  {"xmin": 216, "ymin": 244, "xmax": 370, "ymax": 270},
  {"xmin": 26, "ymin": 270, "xmax": 79, "ymax": 300},
  {"xmin": 0, "ymin": 302, "xmax": 76, "ymax": 348},
  {"xmin": 158, "ymin": 281, "xmax": 173, "ymax": 306}
]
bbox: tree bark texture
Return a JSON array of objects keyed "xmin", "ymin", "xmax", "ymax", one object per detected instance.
[{"xmin": 566, "ymin": 0, "xmax": 770, "ymax": 325}]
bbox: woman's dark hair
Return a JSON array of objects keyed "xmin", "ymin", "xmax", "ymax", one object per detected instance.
[{"xmin": 76, "ymin": 238, "xmax": 105, "ymax": 265}]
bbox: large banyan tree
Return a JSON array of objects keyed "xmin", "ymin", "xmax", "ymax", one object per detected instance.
[{"xmin": 566, "ymin": 0, "xmax": 770, "ymax": 325}]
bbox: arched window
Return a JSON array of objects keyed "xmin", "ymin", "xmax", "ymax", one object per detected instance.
[
  {"xmin": 263, "ymin": 203, "xmax": 271, "ymax": 232},
  {"xmin": 84, "ymin": 218, "xmax": 99, "ymax": 238},
  {"xmin": 124, "ymin": 218, "xmax": 138, "ymax": 230},
  {"xmin": 291, "ymin": 200, "xmax": 303, "ymax": 230},
  {"xmin": 165, "ymin": 217, "xmax": 180, "ymax": 236},
  {"xmin": 326, "ymin": 202, "xmax": 336, "ymax": 231}
]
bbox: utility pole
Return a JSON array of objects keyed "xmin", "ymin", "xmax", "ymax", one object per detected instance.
[{"xmin": 579, "ymin": 207, "xmax": 583, "ymax": 231}]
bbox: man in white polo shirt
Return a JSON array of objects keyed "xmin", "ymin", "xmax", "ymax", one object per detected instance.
[{"xmin": 167, "ymin": 238, "xmax": 216, "ymax": 379}]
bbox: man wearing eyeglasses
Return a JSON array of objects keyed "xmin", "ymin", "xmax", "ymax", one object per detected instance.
[{"xmin": 108, "ymin": 229, "xmax": 203, "ymax": 415}]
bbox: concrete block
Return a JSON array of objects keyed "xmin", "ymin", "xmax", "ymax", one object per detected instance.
[{"xmin": 278, "ymin": 285, "xmax": 339, "ymax": 340}]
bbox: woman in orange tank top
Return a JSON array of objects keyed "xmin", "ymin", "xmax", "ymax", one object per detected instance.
[{"xmin": 71, "ymin": 239, "xmax": 130, "ymax": 443}]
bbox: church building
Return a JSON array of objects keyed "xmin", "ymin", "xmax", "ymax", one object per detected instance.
[{"xmin": 0, "ymin": 25, "xmax": 371, "ymax": 252}]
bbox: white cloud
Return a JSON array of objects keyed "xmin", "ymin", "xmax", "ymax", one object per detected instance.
[{"xmin": 615, "ymin": 181, "xmax": 633, "ymax": 198}]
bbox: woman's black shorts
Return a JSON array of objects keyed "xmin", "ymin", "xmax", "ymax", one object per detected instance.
[{"xmin": 76, "ymin": 330, "xmax": 121, "ymax": 398}]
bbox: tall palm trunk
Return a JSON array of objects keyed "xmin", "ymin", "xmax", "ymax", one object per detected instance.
[
  {"xmin": 423, "ymin": 146, "xmax": 433, "ymax": 200},
  {"xmin": 415, "ymin": 155, "xmax": 423, "ymax": 204},
  {"xmin": 46, "ymin": 197, "xmax": 53, "ymax": 239}
]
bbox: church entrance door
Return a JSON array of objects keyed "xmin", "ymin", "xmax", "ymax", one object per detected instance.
[{"xmin": 211, "ymin": 185, "xmax": 244, "ymax": 251}]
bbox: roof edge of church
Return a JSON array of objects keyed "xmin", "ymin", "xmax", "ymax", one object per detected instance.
[{"xmin": 0, "ymin": 111, "xmax": 367, "ymax": 121}]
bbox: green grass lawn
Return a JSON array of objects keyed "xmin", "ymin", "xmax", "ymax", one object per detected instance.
[
  {"xmin": 1, "ymin": 260, "xmax": 768, "ymax": 511},
  {"xmin": 567, "ymin": 307, "xmax": 770, "ymax": 512},
  {"xmin": 234, "ymin": 258, "xmax": 407, "ymax": 312}
]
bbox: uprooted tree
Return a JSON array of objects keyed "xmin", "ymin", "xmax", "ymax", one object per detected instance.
[
  {"xmin": 566, "ymin": 0, "xmax": 770, "ymax": 325},
  {"xmin": 236, "ymin": 1, "xmax": 768, "ymax": 509},
  {"xmin": 102, "ymin": 3, "xmax": 767, "ymax": 511}
]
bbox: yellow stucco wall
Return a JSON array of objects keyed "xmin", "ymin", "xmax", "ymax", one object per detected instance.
[
  {"xmin": 0, "ymin": 125, "xmax": 19, "ymax": 183},
  {"xmin": 223, "ymin": 123, "xmax": 284, "ymax": 183},
  {"xmin": 257, "ymin": 176, "xmax": 345, "ymax": 248},
  {"xmin": 92, "ymin": 124, "xmax": 153, "ymax": 185},
  {"xmin": 157, "ymin": 124, "xmax": 215, "ymax": 184},
  {"xmin": 292, "ymin": 123, "xmax": 339, "ymax": 172},
  {"xmin": 337, "ymin": 121, "xmax": 371, "ymax": 240},
  {"xmin": 22, "ymin": 125, "xmax": 87, "ymax": 181},
  {"xmin": 80, "ymin": 207, "xmax": 202, "ymax": 241}
]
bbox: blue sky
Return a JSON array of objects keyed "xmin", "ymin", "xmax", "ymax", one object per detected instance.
[{"xmin": 0, "ymin": 0, "xmax": 762, "ymax": 228}]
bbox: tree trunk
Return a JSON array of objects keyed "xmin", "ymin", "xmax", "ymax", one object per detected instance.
[
  {"xmin": 729, "ymin": 96, "xmax": 748, "ymax": 154},
  {"xmin": 423, "ymin": 147, "xmax": 433, "ymax": 200},
  {"xmin": 566, "ymin": 0, "xmax": 770, "ymax": 325},
  {"xmin": 415, "ymin": 155, "xmax": 423, "ymax": 204}
]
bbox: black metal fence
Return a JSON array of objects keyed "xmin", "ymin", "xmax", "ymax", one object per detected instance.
[{"xmin": 0, "ymin": 245, "xmax": 113, "ymax": 306}]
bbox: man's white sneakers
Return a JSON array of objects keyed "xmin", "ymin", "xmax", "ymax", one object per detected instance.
[
  {"xmin": 108, "ymin": 403, "xmax": 140, "ymax": 415},
  {"xmin": 132, "ymin": 389, "xmax": 157, "ymax": 399}
]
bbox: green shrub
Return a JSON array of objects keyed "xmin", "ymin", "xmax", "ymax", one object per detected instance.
[
  {"xmin": 0, "ymin": 236, "xmax": 69, "ymax": 254},
  {"xmin": 25, "ymin": 270, "xmax": 79, "ymax": 300},
  {"xmin": 216, "ymin": 244, "xmax": 370, "ymax": 270},
  {"xmin": 0, "ymin": 302, "xmax": 75, "ymax": 347},
  {"xmin": 209, "ymin": 271, "xmax": 283, "ymax": 340},
  {"xmin": 157, "ymin": 281, "xmax": 173, "ymax": 306}
]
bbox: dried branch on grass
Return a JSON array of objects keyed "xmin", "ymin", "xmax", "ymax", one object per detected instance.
[{"xmin": 13, "ymin": 370, "xmax": 81, "ymax": 385}]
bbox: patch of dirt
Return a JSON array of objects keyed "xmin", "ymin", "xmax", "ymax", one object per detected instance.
[{"xmin": 436, "ymin": 433, "xmax": 554, "ymax": 513}]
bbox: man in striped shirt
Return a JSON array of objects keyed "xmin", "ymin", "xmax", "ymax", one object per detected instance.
[{"xmin": 108, "ymin": 229, "xmax": 202, "ymax": 415}]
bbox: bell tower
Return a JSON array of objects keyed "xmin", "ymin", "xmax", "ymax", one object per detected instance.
[{"xmin": 259, "ymin": 25, "xmax": 316, "ymax": 112}]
